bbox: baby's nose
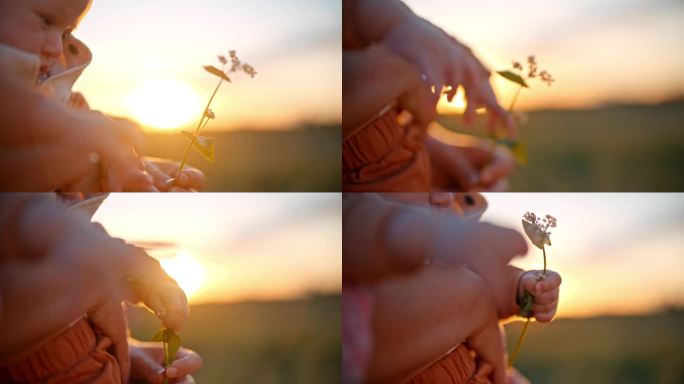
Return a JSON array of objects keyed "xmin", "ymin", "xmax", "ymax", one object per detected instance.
[{"xmin": 429, "ymin": 193, "xmax": 454, "ymax": 209}]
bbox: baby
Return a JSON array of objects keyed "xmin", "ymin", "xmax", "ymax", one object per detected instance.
[
  {"xmin": 0, "ymin": 194, "xmax": 201, "ymax": 383},
  {"xmin": 343, "ymin": 0, "xmax": 516, "ymax": 192},
  {"xmin": 0, "ymin": 0, "xmax": 204, "ymax": 192},
  {"xmin": 343, "ymin": 193, "xmax": 562, "ymax": 383}
]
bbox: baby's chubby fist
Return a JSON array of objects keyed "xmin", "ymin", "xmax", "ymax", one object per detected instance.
[{"xmin": 518, "ymin": 270, "xmax": 562, "ymax": 322}]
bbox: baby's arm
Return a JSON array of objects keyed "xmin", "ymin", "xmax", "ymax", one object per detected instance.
[
  {"xmin": 370, "ymin": 265, "xmax": 506, "ymax": 384},
  {"xmin": 343, "ymin": 0, "xmax": 413, "ymax": 48},
  {"xmin": 0, "ymin": 194, "xmax": 125, "ymax": 359},
  {"xmin": 0, "ymin": 72, "xmax": 150, "ymax": 191},
  {"xmin": 344, "ymin": 194, "xmax": 528, "ymax": 283},
  {"xmin": 343, "ymin": 44, "xmax": 434, "ymax": 135}
]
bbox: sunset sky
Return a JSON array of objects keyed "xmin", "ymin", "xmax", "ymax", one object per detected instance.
[
  {"xmin": 402, "ymin": 0, "xmax": 684, "ymax": 112},
  {"xmin": 92, "ymin": 193, "xmax": 341, "ymax": 304},
  {"xmin": 481, "ymin": 193, "xmax": 684, "ymax": 319},
  {"xmin": 73, "ymin": 0, "xmax": 341, "ymax": 131}
]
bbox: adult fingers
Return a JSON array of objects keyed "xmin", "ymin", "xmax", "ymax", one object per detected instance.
[
  {"xmin": 121, "ymin": 171, "xmax": 157, "ymax": 192},
  {"xmin": 166, "ymin": 349, "xmax": 204, "ymax": 379},
  {"xmin": 131, "ymin": 347, "xmax": 165, "ymax": 384},
  {"xmin": 175, "ymin": 169, "xmax": 205, "ymax": 191},
  {"xmin": 145, "ymin": 161, "xmax": 174, "ymax": 191},
  {"xmin": 467, "ymin": 323, "xmax": 506, "ymax": 384},
  {"xmin": 170, "ymin": 376, "xmax": 197, "ymax": 384},
  {"xmin": 480, "ymin": 152, "xmax": 515, "ymax": 186}
]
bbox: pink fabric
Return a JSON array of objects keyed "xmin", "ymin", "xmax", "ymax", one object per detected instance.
[{"xmin": 342, "ymin": 284, "xmax": 374, "ymax": 384}]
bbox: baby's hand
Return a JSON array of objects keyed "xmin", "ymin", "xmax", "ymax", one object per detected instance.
[
  {"xmin": 380, "ymin": 15, "xmax": 516, "ymax": 137},
  {"xmin": 518, "ymin": 270, "xmax": 562, "ymax": 322},
  {"xmin": 88, "ymin": 223, "xmax": 189, "ymax": 330},
  {"xmin": 124, "ymin": 270, "xmax": 190, "ymax": 331},
  {"xmin": 129, "ymin": 338, "xmax": 203, "ymax": 384}
]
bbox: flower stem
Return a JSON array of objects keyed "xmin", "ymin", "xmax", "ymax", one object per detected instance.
[
  {"xmin": 177, "ymin": 78, "xmax": 224, "ymax": 175},
  {"xmin": 486, "ymin": 84, "xmax": 524, "ymax": 165},
  {"xmin": 508, "ymin": 85, "xmax": 523, "ymax": 112},
  {"xmin": 542, "ymin": 246, "xmax": 547, "ymax": 275},
  {"xmin": 508, "ymin": 317, "xmax": 531, "ymax": 368},
  {"xmin": 162, "ymin": 326, "xmax": 169, "ymax": 384}
]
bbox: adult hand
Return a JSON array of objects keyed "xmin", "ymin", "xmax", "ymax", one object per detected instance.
[
  {"xmin": 87, "ymin": 300, "xmax": 130, "ymax": 384},
  {"xmin": 144, "ymin": 158, "xmax": 206, "ymax": 192},
  {"xmin": 426, "ymin": 136, "xmax": 515, "ymax": 191},
  {"xmin": 467, "ymin": 317, "xmax": 507, "ymax": 384},
  {"xmin": 129, "ymin": 339, "xmax": 203, "ymax": 384}
]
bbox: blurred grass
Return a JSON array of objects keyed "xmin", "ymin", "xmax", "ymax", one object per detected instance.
[
  {"xmin": 143, "ymin": 125, "xmax": 341, "ymax": 191},
  {"xmin": 504, "ymin": 310, "xmax": 684, "ymax": 384},
  {"xmin": 436, "ymin": 100, "xmax": 684, "ymax": 191},
  {"xmin": 128, "ymin": 294, "xmax": 341, "ymax": 384}
]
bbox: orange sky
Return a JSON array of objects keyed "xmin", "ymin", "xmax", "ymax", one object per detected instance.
[
  {"xmin": 404, "ymin": 0, "xmax": 684, "ymax": 112},
  {"xmin": 92, "ymin": 194, "xmax": 341, "ymax": 304},
  {"xmin": 73, "ymin": 0, "xmax": 341, "ymax": 131}
]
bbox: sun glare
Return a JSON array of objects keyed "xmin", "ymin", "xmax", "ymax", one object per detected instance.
[
  {"xmin": 125, "ymin": 79, "xmax": 202, "ymax": 130},
  {"xmin": 437, "ymin": 86, "xmax": 466, "ymax": 115},
  {"xmin": 160, "ymin": 252, "xmax": 206, "ymax": 300}
]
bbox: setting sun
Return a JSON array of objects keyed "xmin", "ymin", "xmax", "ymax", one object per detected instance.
[
  {"xmin": 160, "ymin": 252, "xmax": 206, "ymax": 300},
  {"xmin": 125, "ymin": 79, "xmax": 202, "ymax": 130}
]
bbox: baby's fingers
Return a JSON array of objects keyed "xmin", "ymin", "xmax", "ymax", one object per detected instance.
[
  {"xmin": 533, "ymin": 305, "xmax": 558, "ymax": 323},
  {"xmin": 536, "ymin": 271, "xmax": 562, "ymax": 294},
  {"xmin": 533, "ymin": 287, "xmax": 559, "ymax": 306},
  {"xmin": 153, "ymin": 283, "xmax": 189, "ymax": 331}
]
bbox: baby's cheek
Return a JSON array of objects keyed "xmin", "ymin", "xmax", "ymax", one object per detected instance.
[{"xmin": 0, "ymin": 18, "xmax": 45, "ymax": 57}]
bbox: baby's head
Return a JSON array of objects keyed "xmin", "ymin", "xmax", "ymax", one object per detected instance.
[{"xmin": 0, "ymin": 0, "xmax": 92, "ymax": 78}]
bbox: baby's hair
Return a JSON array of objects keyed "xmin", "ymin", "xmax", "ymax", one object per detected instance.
[{"xmin": 73, "ymin": 0, "xmax": 94, "ymax": 29}]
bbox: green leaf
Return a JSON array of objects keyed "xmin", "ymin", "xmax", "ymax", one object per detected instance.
[
  {"xmin": 152, "ymin": 329, "xmax": 165, "ymax": 342},
  {"xmin": 203, "ymin": 65, "xmax": 231, "ymax": 82},
  {"xmin": 518, "ymin": 291, "xmax": 535, "ymax": 318},
  {"xmin": 497, "ymin": 70, "xmax": 529, "ymax": 88},
  {"xmin": 166, "ymin": 330, "xmax": 182, "ymax": 360},
  {"xmin": 181, "ymin": 131, "xmax": 215, "ymax": 162}
]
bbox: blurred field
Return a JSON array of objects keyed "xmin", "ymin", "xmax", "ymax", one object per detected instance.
[
  {"xmin": 127, "ymin": 294, "xmax": 340, "ymax": 383},
  {"xmin": 436, "ymin": 100, "xmax": 684, "ymax": 191},
  {"xmin": 503, "ymin": 310, "xmax": 684, "ymax": 384},
  {"xmin": 143, "ymin": 125, "xmax": 341, "ymax": 191}
]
